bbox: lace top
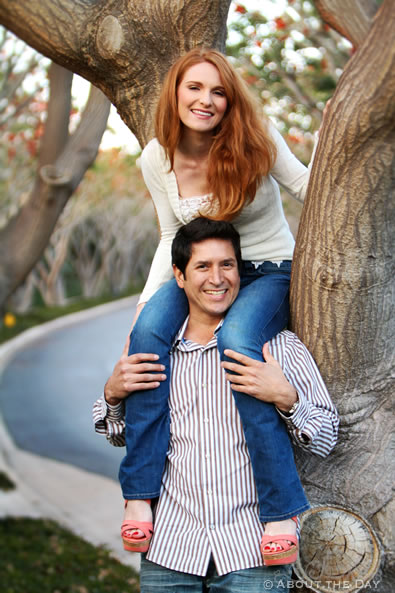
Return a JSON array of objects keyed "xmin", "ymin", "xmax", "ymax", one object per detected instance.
[{"xmin": 178, "ymin": 195, "xmax": 213, "ymax": 223}]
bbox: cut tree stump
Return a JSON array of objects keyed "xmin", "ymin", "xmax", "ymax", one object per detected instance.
[{"xmin": 294, "ymin": 505, "xmax": 382, "ymax": 592}]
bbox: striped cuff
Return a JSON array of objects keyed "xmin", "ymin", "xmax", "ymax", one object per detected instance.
[
  {"xmin": 278, "ymin": 395, "xmax": 312, "ymax": 444},
  {"xmin": 106, "ymin": 399, "xmax": 125, "ymax": 420}
]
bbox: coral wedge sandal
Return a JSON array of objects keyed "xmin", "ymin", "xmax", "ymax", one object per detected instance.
[
  {"xmin": 121, "ymin": 499, "xmax": 153, "ymax": 553},
  {"xmin": 260, "ymin": 517, "xmax": 298, "ymax": 566}
]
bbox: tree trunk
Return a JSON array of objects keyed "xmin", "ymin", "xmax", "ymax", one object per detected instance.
[
  {"xmin": 0, "ymin": 63, "xmax": 110, "ymax": 306},
  {"xmin": 291, "ymin": 0, "xmax": 395, "ymax": 589}
]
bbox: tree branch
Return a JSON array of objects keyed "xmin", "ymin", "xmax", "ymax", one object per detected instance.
[
  {"xmin": 314, "ymin": 0, "xmax": 380, "ymax": 47},
  {"xmin": 0, "ymin": 73, "xmax": 110, "ymax": 304},
  {"xmin": 40, "ymin": 83, "xmax": 111, "ymax": 191},
  {"xmin": 39, "ymin": 63, "xmax": 72, "ymax": 167}
]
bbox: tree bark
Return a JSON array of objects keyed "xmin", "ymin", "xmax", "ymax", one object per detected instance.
[
  {"xmin": 314, "ymin": 0, "xmax": 379, "ymax": 46},
  {"xmin": 0, "ymin": 63, "xmax": 110, "ymax": 305},
  {"xmin": 291, "ymin": 0, "xmax": 395, "ymax": 588},
  {"xmin": 0, "ymin": 0, "xmax": 231, "ymax": 146}
]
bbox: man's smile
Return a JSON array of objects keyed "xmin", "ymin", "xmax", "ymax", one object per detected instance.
[{"xmin": 204, "ymin": 289, "xmax": 227, "ymax": 295}]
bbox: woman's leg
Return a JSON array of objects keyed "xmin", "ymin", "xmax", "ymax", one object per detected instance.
[
  {"xmin": 217, "ymin": 263, "xmax": 309, "ymax": 521},
  {"xmin": 119, "ymin": 279, "xmax": 189, "ymax": 500}
]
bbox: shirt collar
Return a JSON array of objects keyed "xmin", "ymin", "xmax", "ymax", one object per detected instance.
[{"xmin": 172, "ymin": 316, "xmax": 224, "ymax": 352}]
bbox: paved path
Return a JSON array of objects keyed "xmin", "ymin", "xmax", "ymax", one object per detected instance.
[
  {"xmin": 0, "ymin": 297, "xmax": 138, "ymax": 480},
  {"xmin": 0, "ymin": 297, "xmax": 141, "ymax": 570}
]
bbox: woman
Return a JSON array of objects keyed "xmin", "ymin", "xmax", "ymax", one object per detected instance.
[{"xmin": 118, "ymin": 47, "xmax": 315, "ymax": 564}]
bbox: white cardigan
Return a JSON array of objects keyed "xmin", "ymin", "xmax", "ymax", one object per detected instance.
[{"xmin": 139, "ymin": 124, "xmax": 313, "ymax": 305}]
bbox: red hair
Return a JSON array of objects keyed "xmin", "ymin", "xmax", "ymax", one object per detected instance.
[{"xmin": 155, "ymin": 48, "xmax": 276, "ymax": 221}]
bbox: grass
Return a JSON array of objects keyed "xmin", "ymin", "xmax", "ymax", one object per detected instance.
[{"xmin": 0, "ymin": 517, "xmax": 140, "ymax": 593}]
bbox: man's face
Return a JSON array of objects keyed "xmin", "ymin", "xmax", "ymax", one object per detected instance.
[{"xmin": 173, "ymin": 238, "xmax": 240, "ymax": 322}]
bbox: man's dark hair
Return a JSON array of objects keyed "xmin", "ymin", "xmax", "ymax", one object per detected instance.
[{"xmin": 171, "ymin": 217, "xmax": 242, "ymax": 275}]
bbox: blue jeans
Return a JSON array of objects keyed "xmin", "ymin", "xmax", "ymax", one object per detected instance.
[
  {"xmin": 119, "ymin": 260, "xmax": 309, "ymax": 520},
  {"xmin": 140, "ymin": 555, "xmax": 292, "ymax": 592}
]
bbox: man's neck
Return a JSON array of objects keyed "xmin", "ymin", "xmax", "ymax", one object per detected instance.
[{"xmin": 183, "ymin": 313, "xmax": 222, "ymax": 345}]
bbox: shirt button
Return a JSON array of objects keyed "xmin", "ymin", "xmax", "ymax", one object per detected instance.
[
  {"xmin": 209, "ymin": 524, "xmax": 215, "ymax": 530},
  {"xmin": 207, "ymin": 490, "xmax": 212, "ymax": 495},
  {"xmin": 205, "ymin": 454, "xmax": 210, "ymax": 459},
  {"xmin": 204, "ymin": 418, "xmax": 209, "ymax": 423}
]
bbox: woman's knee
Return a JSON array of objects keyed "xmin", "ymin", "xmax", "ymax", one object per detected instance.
[
  {"xmin": 129, "ymin": 309, "xmax": 173, "ymax": 356},
  {"xmin": 217, "ymin": 321, "xmax": 259, "ymax": 360},
  {"xmin": 129, "ymin": 282, "xmax": 188, "ymax": 354}
]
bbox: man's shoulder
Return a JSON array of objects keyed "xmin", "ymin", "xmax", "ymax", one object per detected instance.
[
  {"xmin": 269, "ymin": 329, "xmax": 312, "ymax": 361},
  {"xmin": 270, "ymin": 329, "xmax": 300, "ymax": 348},
  {"xmin": 271, "ymin": 330, "xmax": 319, "ymax": 377}
]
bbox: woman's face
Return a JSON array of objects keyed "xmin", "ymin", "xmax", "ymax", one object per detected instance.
[{"xmin": 177, "ymin": 62, "xmax": 228, "ymax": 134}]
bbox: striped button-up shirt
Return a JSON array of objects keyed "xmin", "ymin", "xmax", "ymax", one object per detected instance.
[{"xmin": 94, "ymin": 323, "xmax": 339, "ymax": 576}]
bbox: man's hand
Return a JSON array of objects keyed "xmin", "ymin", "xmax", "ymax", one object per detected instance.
[
  {"xmin": 104, "ymin": 352, "xmax": 166, "ymax": 406},
  {"xmin": 221, "ymin": 343, "xmax": 298, "ymax": 413}
]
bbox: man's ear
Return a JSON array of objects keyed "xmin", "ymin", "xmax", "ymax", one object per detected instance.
[{"xmin": 173, "ymin": 264, "xmax": 185, "ymax": 289}]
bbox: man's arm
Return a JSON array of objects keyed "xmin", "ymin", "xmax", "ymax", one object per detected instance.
[
  {"xmin": 93, "ymin": 352, "xmax": 166, "ymax": 445},
  {"xmin": 221, "ymin": 331, "xmax": 339, "ymax": 457}
]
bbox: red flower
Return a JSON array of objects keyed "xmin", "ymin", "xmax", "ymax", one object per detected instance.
[
  {"xmin": 274, "ymin": 17, "xmax": 287, "ymax": 30},
  {"xmin": 34, "ymin": 124, "xmax": 44, "ymax": 139},
  {"xmin": 26, "ymin": 139, "xmax": 37, "ymax": 157},
  {"xmin": 234, "ymin": 4, "xmax": 247, "ymax": 14},
  {"xmin": 287, "ymin": 134, "xmax": 302, "ymax": 144}
]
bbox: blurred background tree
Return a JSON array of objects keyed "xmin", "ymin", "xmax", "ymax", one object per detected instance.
[
  {"xmin": 227, "ymin": 0, "xmax": 351, "ymax": 161},
  {"xmin": 0, "ymin": 27, "xmax": 111, "ymax": 316},
  {"xmin": 0, "ymin": 28, "xmax": 47, "ymax": 222},
  {"xmin": 226, "ymin": 0, "xmax": 351, "ymax": 232},
  {"xmin": 0, "ymin": 27, "xmax": 156, "ymax": 313}
]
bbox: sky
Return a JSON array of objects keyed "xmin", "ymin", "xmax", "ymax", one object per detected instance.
[{"xmin": 72, "ymin": 0, "xmax": 288, "ymax": 154}]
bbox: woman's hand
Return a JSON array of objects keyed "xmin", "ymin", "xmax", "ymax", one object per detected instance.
[{"xmin": 104, "ymin": 352, "xmax": 166, "ymax": 406}]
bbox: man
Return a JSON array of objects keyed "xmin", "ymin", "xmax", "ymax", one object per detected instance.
[{"xmin": 94, "ymin": 218, "xmax": 339, "ymax": 592}]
